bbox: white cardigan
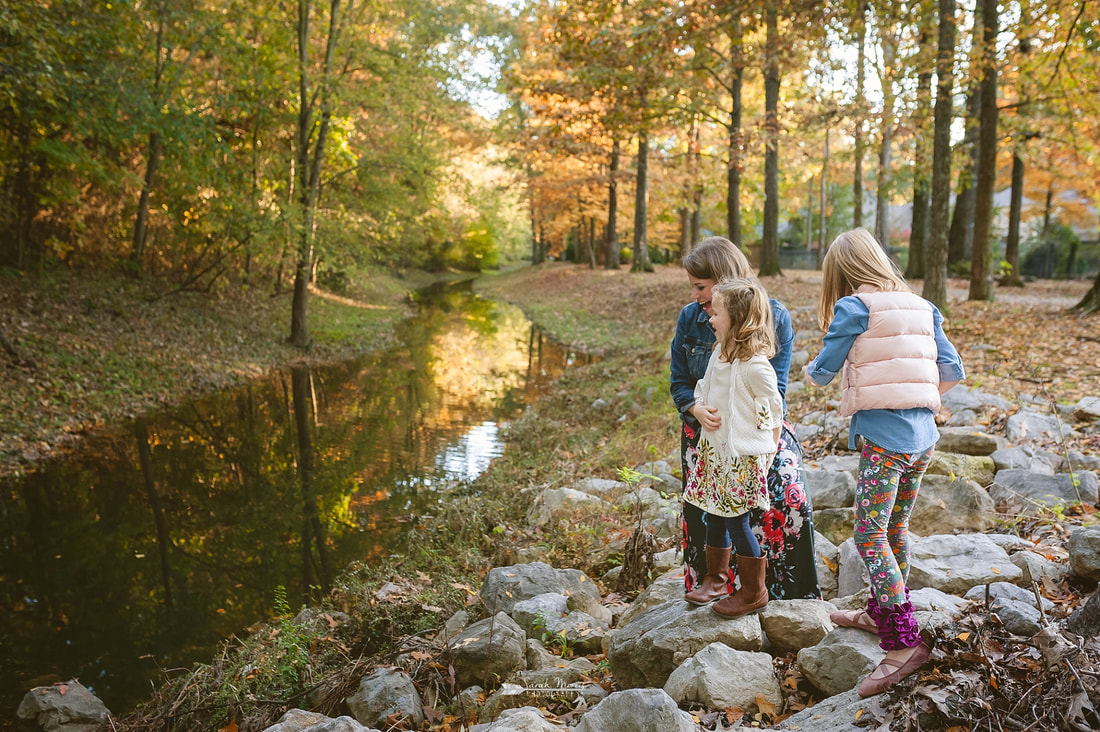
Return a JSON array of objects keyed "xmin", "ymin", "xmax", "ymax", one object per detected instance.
[{"xmin": 693, "ymin": 350, "xmax": 783, "ymax": 458}]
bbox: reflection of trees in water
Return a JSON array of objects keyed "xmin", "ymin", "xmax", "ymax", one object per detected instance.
[
  {"xmin": 291, "ymin": 367, "xmax": 330, "ymax": 602},
  {"xmin": 0, "ymin": 279, "xmax": 592, "ymax": 718}
]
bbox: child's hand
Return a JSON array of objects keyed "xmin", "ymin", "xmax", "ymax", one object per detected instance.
[{"xmin": 692, "ymin": 403, "xmax": 722, "ymax": 432}]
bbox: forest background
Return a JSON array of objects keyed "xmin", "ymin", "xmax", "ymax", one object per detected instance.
[{"xmin": 2, "ymin": 0, "xmax": 1100, "ymax": 467}]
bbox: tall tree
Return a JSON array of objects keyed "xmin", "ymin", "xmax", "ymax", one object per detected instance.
[
  {"xmin": 907, "ymin": 0, "xmax": 936, "ymax": 279},
  {"xmin": 968, "ymin": 0, "xmax": 999, "ymax": 301},
  {"xmin": 852, "ymin": 0, "xmax": 868, "ymax": 228},
  {"xmin": 872, "ymin": 5, "xmax": 901, "ymax": 250},
  {"xmin": 289, "ymin": 0, "xmax": 360, "ymax": 346},
  {"xmin": 947, "ymin": 12, "xmax": 984, "ymax": 267},
  {"xmin": 922, "ymin": 0, "xmax": 957, "ymax": 310},
  {"xmin": 759, "ymin": 2, "xmax": 782, "ymax": 276}
]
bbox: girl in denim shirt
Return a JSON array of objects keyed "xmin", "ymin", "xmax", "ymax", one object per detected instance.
[
  {"xmin": 805, "ymin": 228, "xmax": 965, "ymax": 696},
  {"xmin": 671, "ymin": 237, "xmax": 820, "ymax": 606}
]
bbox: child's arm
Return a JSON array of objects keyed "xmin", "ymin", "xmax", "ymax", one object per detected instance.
[
  {"xmin": 932, "ymin": 306, "xmax": 966, "ymax": 394},
  {"xmin": 804, "ymin": 297, "xmax": 868, "ymax": 386}
]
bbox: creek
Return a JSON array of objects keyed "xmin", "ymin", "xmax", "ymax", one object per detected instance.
[{"xmin": 0, "ymin": 279, "xmax": 590, "ymax": 723}]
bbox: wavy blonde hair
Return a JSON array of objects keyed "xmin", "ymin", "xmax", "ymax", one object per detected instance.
[
  {"xmin": 712, "ymin": 278, "xmax": 776, "ymax": 362},
  {"xmin": 683, "ymin": 236, "xmax": 753, "ymax": 282},
  {"xmin": 818, "ymin": 228, "xmax": 910, "ymax": 330}
]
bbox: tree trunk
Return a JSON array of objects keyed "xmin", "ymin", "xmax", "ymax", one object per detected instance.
[
  {"xmin": 1071, "ymin": 266, "xmax": 1100, "ymax": 315},
  {"xmin": 760, "ymin": 4, "xmax": 781, "ymax": 276},
  {"xmin": 605, "ymin": 140, "xmax": 620, "ymax": 269},
  {"xmin": 631, "ymin": 132, "xmax": 653, "ymax": 272},
  {"xmin": 136, "ymin": 421, "xmax": 174, "ymax": 614},
  {"xmin": 968, "ymin": 0, "xmax": 998, "ymax": 302},
  {"xmin": 922, "ymin": 0, "xmax": 957, "ymax": 311},
  {"xmin": 680, "ymin": 208, "xmax": 691, "ymax": 259},
  {"xmin": 818, "ymin": 127, "xmax": 829, "ymax": 269},
  {"xmin": 131, "ymin": 131, "xmax": 162, "ymax": 269},
  {"xmin": 727, "ymin": 19, "xmax": 744, "ymax": 243},
  {"xmin": 1002, "ymin": 148, "xmax": 1025, "ymax": 286},
  {"xmin": 853, "ymin": 0, "xmax": 867, "ymax": 228},
  {"xmin": 805, "ymin": 175, "xmax": 814, "ymax": 251},
  {"xmin": 948, "ymin": 33, "xmax": 983, "ymax": 266},
  {"xmin": 907, "ymin": 7, "xmax": 934, "ymax": 280},
  {"xmin": 874, "ymin": 26, "xmax": 897, "ymax": 250}
]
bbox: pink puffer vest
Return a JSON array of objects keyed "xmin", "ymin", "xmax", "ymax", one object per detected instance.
[{"xmin": 839, "ymin": 288, "xmax": 941, "ymax": 417}]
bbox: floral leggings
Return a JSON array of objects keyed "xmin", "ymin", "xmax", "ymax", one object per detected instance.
[{"xmin": 854, "ymin": 441, "xmax": 935, "ymax": 608}]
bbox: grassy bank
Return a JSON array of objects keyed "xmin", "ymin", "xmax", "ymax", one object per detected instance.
[{"xmin": 0, "ymin": 265, "xmax": 458, "ymax": 478}]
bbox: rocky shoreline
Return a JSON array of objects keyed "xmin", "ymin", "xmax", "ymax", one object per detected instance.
[{"xmin": 18, "ymin": 385, "xmax": 1100, "ymax": 731}]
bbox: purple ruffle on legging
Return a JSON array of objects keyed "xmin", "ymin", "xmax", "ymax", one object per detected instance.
[{"xmin": 868, "ymin": 599, "xmax": 922, "ymax": 651}]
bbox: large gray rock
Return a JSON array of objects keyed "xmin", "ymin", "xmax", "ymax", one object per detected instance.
[
  {"xmin": 926, "ymin": 452, "xmax": 996, "ymax": 487},
  {"xmin": 941, "ymin": 385, "xmax": 1011, "ymax": 413},
  {"xmin": 836, "ymin": 538, "xmax": 870, "ymax": 598},
  {"xmin": 908, "ymin": 474, "xmax": 997, "ymax": 536},
  {"xmin": 815, "ymin": 531, "xmax": 840, "ymax": 600},
  {"xmin": 526, "ymin": 487, "xmax": 608, "ymax": 526},
  {"xmin": 965, "ymin": 581, "xmax": 1055, "ymax": 636},
  {"xmin": 469, "ymin": 706, "xmax": 563, "ymax": 732},
  {"xmin": 1068, "ymin": 526, "xmax": 1100, "ymax": 582},
  {"xmin": 480, "ymin": 562, "xmax": 602, "ymax": 615},
  {"xmin": 988, "ymin": 469, "xmax": 1099, "ymax": 512},
  {"xmin": 775, "ymin": 688, "xmax": 880, "ymax": 730},
  {"xmin": 573, "ymin": 689, "xmax": 698, "ymax": 732},
  {"xmin": 759, "ymin": 599, "xmax": 837, "ymax": 653},
  {"xmin": 607, "ymin": 600, "xmax": 764, "ymax": 689},
  {"xmin": 1072, "ymin": 396, "xmax": 1100, "ymax": 421},
  {"xmin": 17, "ymin": 680, "xmax": 110, "ymax": 732},
  {"xmin": 815, "ymin": 507, "xmax": 856, "ymax": 545},
  {"xmin": 909, "ymin": 534, "xmax": 1024, "ymax": 594},
  {"xmin": 261, "ymin": 709, "xmax": 379, "ymax": 732},
  {"xmin": 936, "ymin": 427, "xmax": 1006, "ymax": 456},
  {"xmin": 447, "ymin": 612, "xmax": 527, "ymax": 688},
  {"xmin": 1006, "ymin": 409, "xmax": 1078, "ymax": 442},
  {"xmin": 991, "ymin": 445, "xmax": 1063, "ymax": 473},
  {"xmin": 663, "ymin": 642, "xmax": 782, "ymax": 714},
  {"xmin": 345, "ymin": 668, "xmax": 424, "ymax": 730},
  {"xmin": 804, "ymin": 468, "xmax": 856, "ymax": 509},
  {"xmin": 796, "ymin": 629, "xmax": 882, "ymax": 697}
]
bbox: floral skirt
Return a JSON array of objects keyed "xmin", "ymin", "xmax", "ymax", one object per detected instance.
[
  {"xmin": 684, "ymin": 437, "xmax": 769, "ymax": 518},
  {"xmin": 680, "ymin": 420, "xmax": 821, "ymax": 599}
]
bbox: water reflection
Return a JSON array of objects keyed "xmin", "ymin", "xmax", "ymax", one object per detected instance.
[{"xmin": 0, "ymin": 280, "xmax": 589, "ymax": 723}]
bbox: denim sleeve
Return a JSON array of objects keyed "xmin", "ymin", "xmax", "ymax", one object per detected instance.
[
  {"xmin": 932, "ymin": 306, "xmax": 966, "ymax": 382},
  {"xmin": 805, "ymin": 297, "xmax": 868, "ymax": 386},
  {"xmin": 670, "ymin": 307, "xmax": 698, "ymax": 418},
  {"xmin": 768, "ymin": 299, "xmax": 793, "ymax": 401}
]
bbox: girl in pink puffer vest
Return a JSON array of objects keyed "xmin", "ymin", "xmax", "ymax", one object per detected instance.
[{"xmin": 805, "ymin": 228, "xmax": 965, "ymax": 697}]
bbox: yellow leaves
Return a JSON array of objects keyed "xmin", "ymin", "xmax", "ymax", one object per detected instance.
[{"xmin": 958, "ymin": 631, "xmax": 971, "ymax": 642}]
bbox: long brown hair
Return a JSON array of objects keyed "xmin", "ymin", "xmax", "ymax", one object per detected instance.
[
  {"xmin": 712, "ymin": 278, "xmax": 776, "ymax": 362},
  {"xmin": 818, "ymin": 228, "xmax": 910, "ymax": 329},
  {"xmin": 683, "ymin": 236, "xmax": 753, "ymax": 282}
]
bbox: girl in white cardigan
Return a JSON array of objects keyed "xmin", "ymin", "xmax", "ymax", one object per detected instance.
[{"xmin": 683, "ymin": 278, "xmax": 783, "ymax": 618}]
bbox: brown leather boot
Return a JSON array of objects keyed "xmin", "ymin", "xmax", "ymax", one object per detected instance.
[
  {"xmin": 712, "ymin": 554, "xmax": 768, "ymax": 618},
  {"xmin": 685, "ymin": 545, "xmax": 731, "ymax": 606}
]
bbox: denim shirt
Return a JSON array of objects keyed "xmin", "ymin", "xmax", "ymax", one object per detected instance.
[
  {"xmin": 805, "ymin": 295, "xmax": 966, "ymax": 453},
  {"xmin": 670, "ymin": 298, "xmax": 792, "ymax": 427}
]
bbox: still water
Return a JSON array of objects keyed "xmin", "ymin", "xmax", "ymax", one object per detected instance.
[{"xmin": 0, "ymin": 280, "xmax": 589, "ymax": 721}]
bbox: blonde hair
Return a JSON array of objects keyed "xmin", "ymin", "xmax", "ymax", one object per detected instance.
[
  {"xmin": 818, "ymin": 228, "xmax": 910, "ymax": 329},
  {"xmin": 712, "ymin": 278, "xmax": 776, "ymax": 362},
  {"xmin": 683, "ymin": 236, "xmax": 752, "ymax": 282}
]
